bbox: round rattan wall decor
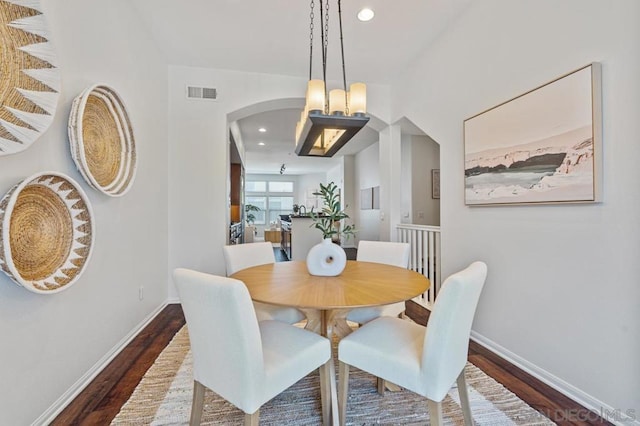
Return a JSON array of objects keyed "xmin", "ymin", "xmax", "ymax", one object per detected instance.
[
  {"xmin": 0, "ymin": 172, "xmax": 95, "ymax": 294},
  {"xmin": 68, "ymin": 84, "xmax": 137, "ymax": 197},
  {"xmin": 0, "ymin": 0, "xmax": 61, "ymax": 155}
]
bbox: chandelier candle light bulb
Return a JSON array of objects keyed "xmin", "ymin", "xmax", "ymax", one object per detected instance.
[
  {"xmin": 307, "ymin": 80, "xmax": 326, "ymax": 112},
  {"xmin": 329, "ymin": 89, "xmax": 347, "ymax": 115},
  {"xmin": 349, "ymin": 83, "xmax": 367, "ymax": 115}
]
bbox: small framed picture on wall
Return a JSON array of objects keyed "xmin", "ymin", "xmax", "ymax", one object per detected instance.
[
  {"xmin": 360, "ymin": 188, "xmax": 373, "ymax": 210},
  {"xmin": 372, "ymin": 186, "xmax": 380, "ymax": 209},
  {"xmin": 432, "ymin": 169, "xmax": 440, "ymax": 199}
]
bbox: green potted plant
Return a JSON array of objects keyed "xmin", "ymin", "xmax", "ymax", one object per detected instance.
[
  {"xmin": 306, "ymin": 182, "xmax": 356, "ymax": 276},
  {"xmin": 310, "ymin": 181, "xmax": 356, "ymax": 243},
  {"xmin": 245, "ymin": 203, "xmax": 261, "ymax": 226}
]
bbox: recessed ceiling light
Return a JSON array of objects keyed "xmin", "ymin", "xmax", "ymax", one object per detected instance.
[
  {"xmin": 258, "ymin": 142, "xmax": 265, "ymax": 146},
  {"xmin": 258, "ymin": 127, "xmax": 267, "ymax": 133},
  {"xmin": 357, "ymin": 8, "xmax": 374, "ymax": 22}
]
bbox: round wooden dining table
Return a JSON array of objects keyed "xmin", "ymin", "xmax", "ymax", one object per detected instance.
[
  {"xmin": 230, "ymin": 260, "xmax": 430, "ymax": 338},
  {"xmin": 231, "ymin": 260, "xmax": 429, "ymax": 425}
]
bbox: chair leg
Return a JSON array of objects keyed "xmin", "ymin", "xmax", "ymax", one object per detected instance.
[
  {"xmin": 376, "ymin": 377, "xmax": 385, "ymax": 395},
  {"xmin": 244, "ymin": 409, "xmax": 259, "ymax": 426},
  {"xmin": 190, "ymin": 381, "xmax": 205, "ymax": 426},
  {"xmin": 457, "ymin": 369, "xmax": 474, "ymax": 426},
  {"xmin": 427, "ymin": 399, "xmax": 444, "ymax": 426},
  {"xmin": 338, "ymin": 361, "xmax": 350, "ymax": 426},
  {"xmin": 318, "ymin": 361, "xmax": 332, "ymax": 426}
]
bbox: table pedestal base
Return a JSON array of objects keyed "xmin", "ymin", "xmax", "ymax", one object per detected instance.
[
  {"xmin": 301, "ymin": 308, "xmax": 404, "ymax": 394},
  {"xmin": 300, "ymin": 308, "xmax": 353, "ymax": 338},
  {"xmin": 299, "ymin": 308, "xmax": 355, "ymax": 426}
]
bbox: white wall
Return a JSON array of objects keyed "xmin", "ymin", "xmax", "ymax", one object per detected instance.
[
  {"xmin": 0, "ymin": 2, "xmax": 169, "ymax": 424},
  {"xmin": 354, "ymin": 142, "xmax": 381, "ymax": 243},
  {"xmin": 297, "ymin": 172, "xmax": 326, "ymax": 210},
  {"xmin": 168, "ymin": 68, "xmax": 301, "ymax": 299},
  {"xmin": 168, "ymin": 66, "xmax": 390, "ymax": 299},
  {"xmin": 391, "ymin": 0, "xmax": 640, "ymax": 421},
  {"xmin": 326, "ymin": 160, "xmax": 344, "ymax": 191},
  {"xmin": 341, "ymin": 155, "xmax": 356, "ymax": 248},
  {"xmin": 378, "ymin": 125, "xmax": 403, "ymax": 241},
  {"xmin": 400, "ymin": 134, "xmax": 413, "ymax": 223},
  {"xmin": 400, "ymin": 134, "xmax": 441, "ymax": 225},
  {"xmin": 411, "ymin": 135, "xmax": 440, "ymax": 226}
]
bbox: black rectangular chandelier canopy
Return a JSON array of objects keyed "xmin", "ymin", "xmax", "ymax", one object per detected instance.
[{"xmin": 295, "ymin": 112, "xmax": 370, "ymax": 157}]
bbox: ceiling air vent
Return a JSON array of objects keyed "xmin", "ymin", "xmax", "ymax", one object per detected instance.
[{"xmin": 186, "ymin": 86, "xmax": 217, "ymax": 100}]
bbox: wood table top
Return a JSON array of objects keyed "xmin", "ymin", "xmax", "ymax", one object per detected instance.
[{"xmin": 230, "ymin": 260, "xmax": 430, "ymax": 310}]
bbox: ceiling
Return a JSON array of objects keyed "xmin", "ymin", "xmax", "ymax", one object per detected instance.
[{"xmin": 130, "ymin": 0, "xmax": 471, "ymax": 174}]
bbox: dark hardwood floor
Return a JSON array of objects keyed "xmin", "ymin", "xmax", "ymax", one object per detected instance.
[
  {"xmin": 273, "ymin": 247, "xmax": 288, "ymax": 262},
  {"xmin": 52, "ymin": 304, "xmax": 186, "ymax": 426},
  {"xmin": 54, "ymin": 303, "xmax": 611, "ymax": 425}
]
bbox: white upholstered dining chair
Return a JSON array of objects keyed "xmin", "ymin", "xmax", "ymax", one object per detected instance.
[
  {"xmin": 173, "ymin": 268, "xmax": 333, "ymax": 426},
  {"xmin": 223, "ymin": 242, "xmax": 306, "ymax": 324},
  {"xmin": 345, "ymin": 240, "xmax": 411, "ymax": 324},
  {"xmin": 338, "ymin": 261, "xmax": 488, "ymax": 426}
]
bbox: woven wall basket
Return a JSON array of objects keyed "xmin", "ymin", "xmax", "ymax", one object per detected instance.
[
  {"xmin": 0, "ymin": 0, "xmax": 60, "ymax": 156},
  {"xmin": 0, "ymin": 172, "xmax": 95, "ymax": 294},
  {"xmin": 68, "ymin": 84, "xmax": 137, "ymax": 197}
]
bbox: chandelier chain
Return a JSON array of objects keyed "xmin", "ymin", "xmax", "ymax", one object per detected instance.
[
  {"xmin": 319, "ymin": 0, "xmax": 328, "ymax": 112},
  {"xmin": 320, "ymin": 0, "xmax": 330, "ymax": 106},
  {"xmin": 324, "ymin": 0, "xmax": 330, "ymax": 56},
  {"xmin": 307, "ymin": 0, "xmax": 352, "ymax": 115},
  {"xmin": 323, "ymin": 0, "xmax": 330, "ymax": 112},
  {"xmin": 337, "ymin": 0, "xmax": 348, "ymax": 114},
  {"xmin": 309, "ymin": 0, "xmax": 314, "ymax": 80}
]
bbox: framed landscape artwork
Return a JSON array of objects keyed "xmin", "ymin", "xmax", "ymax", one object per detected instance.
[
  {"xmin": 464, "ymin": 63, "xmax": 602, "ymax": 206},
  {"xmin": 372, "ymin": 186, "xmax": 380, "ymax": 209},
  {"xmin": 360, "ymin": 188, "xmax": 372, "ymax": 210},
  {"xmin": 432, "ymin": 169, "xmax": 440, "ymax": 199}
]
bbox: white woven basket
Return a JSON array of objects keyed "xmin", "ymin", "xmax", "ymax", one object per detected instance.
[
  {"xmin": 0, "ymin": 172, "xmax": 95, "ymax": 294},
  {"xmin": 68, "ymin": 84, "xmax": 137, "ymax": 196},
  {"xmin": 0, "ymin": 0, "xmax": 60, "ymax": 155}
]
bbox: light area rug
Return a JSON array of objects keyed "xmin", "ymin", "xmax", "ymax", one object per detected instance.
[{"xmin": 112, "ymin": 326, "xmax": 555, "ymax": 425}]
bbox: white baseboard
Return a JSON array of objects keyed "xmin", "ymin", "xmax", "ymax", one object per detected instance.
[
  {"xmin": 32, "ymin": 302, "xmax": 169, "ymax": 426},
  {"xmin": 470, "ymin": 331, "xmax": 640, "ymax": 426}
]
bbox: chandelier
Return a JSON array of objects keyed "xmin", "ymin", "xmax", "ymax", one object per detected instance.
[{"xmin": 294, "ymin": 0, "xmax": 370, "ymax": 157}]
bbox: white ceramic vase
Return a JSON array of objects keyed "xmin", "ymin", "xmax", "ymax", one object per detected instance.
[{"xmin": 306, "ymin": 238, "xmax": 347, "ymax": 276}]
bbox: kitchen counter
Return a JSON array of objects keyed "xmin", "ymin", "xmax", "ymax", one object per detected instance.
[
  {"xmin": 289, "ymin": 216, "xmax": 323, "ymax": 261},
  {"xmin": 280, "ymin": 220, "xmax": 291, "ymax": 259},
  {"xmin": 263, "ymin": 229, "xmax": 281, "ymax": 243}
]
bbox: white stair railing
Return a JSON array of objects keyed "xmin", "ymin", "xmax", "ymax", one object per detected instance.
[{"xmin": 397, "ymin": 224, "xmax": 441, "ymax": 309}]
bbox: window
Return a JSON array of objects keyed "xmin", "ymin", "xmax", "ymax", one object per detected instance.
[
  {"xmin": 246, "ymin": 181, "xmax": 266, "ymax": 192},
  {"xmin": 267, "ymin": 196, "xmax": 294, "ymax": 223},
  {"xmin": 246, "ymin": 179, "xmax": 294, "ymax": 226},
  {"xmin": 245, "ymin": 196, "xmax": 266, "ymax": 224},
  {"xmin": 268, "ymin": 181, "xmax": 294, "ymax": 193}
]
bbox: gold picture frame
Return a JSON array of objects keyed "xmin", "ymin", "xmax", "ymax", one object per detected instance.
[
  {"xmin": 432, "ymin": 169, "xmax": 440, "ymax": 199},
  {"xmin": 464, "ymin": 63, "xmax": 602, "ymax": 206}
]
